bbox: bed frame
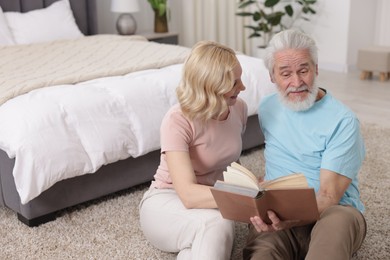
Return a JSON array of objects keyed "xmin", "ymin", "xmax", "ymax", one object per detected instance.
[{"xmin": 0, "ymin": 0, "xmax": 264, "ymax": 227}]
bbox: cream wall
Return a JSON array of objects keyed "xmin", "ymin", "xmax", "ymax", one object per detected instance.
[
  {"xmin": 307, "ymin": 0, "xmax": 351, "ymax": 72},
  {"xmin": 305, "ymin": 0, "xmax": 378, "ymax": 72},
  {"xmin": 347, "ymin": 0, "xmax": 378, "ymax": 72},
  {"xmin": 96, "ymin": 0, "xmax": 387, "ymax": 73},
  {"xmin": 376, "ymin": 0, "xmax": 390, "ymax": 45}
]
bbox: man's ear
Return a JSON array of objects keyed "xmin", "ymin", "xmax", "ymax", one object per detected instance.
[{"xmin": 269, "ymin": 72, "xmax": 275, "ymax": 83}]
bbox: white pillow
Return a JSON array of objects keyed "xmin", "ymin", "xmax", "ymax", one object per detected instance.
[
  {"xmin": 4, "ymin": 0, "xmax": 83, "ymax": 45},
  {"xmin": 0, "ymin": 6, "xmax": 15, "ymax": 45}
]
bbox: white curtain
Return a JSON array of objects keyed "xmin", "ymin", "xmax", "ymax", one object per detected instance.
[
  {"xmin": 178, "ymin": 0, "xmax": 254, "ymax": 54},
  {"xmin": 376, "ymin": 0, "xmax": 390, "ymax": 45}
]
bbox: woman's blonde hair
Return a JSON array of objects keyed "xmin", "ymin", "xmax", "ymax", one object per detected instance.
[{"xmin": 176, "ymin": 41, "xmax": 239, "ymax": 122}]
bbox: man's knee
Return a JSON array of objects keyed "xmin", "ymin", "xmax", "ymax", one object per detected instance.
[
  {"xmin": 310, "ymin": 205, "xmax": 366, "ymax": 256},
  {"xmin": 316, "ymin": 205, "xmax": 365, "ymax": 231}
]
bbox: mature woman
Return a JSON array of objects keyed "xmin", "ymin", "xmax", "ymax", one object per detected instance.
[{"xmin": 139, "ymin": 41, "xmax": 247, "ymax": 259}]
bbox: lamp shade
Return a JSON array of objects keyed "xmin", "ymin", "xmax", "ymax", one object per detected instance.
[{"xmin": 111, "ymin": 0, "xmax": 140, "ymax": 13}]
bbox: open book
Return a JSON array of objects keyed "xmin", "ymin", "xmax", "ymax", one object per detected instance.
[{"xmin": 211, "ymin": 162, "xmax": 319, "ymax": 224}]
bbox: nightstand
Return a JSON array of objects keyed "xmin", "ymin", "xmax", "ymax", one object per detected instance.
[{"xmin": 138, "ymin": 31, "xmax": 179, "ymax": 45}]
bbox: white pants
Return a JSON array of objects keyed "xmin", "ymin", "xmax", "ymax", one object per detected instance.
[{"xmin": 139, "ymin": 187, "xmax": 235, "ymax": 260}]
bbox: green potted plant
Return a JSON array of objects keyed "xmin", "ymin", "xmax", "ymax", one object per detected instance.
[
  {"xmin": 236, "ymin": 0, "xmax": 317, "ymax": 48},
  {"xmin": 147, "ymin": 0, "xmax": 169, "ymax": 33}
]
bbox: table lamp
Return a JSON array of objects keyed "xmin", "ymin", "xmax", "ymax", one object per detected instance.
[{"xmin": 111, "ymin": 0, "xmax": 140, "ymax": 35}]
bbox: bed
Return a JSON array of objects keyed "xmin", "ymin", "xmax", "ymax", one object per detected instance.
[{"xmin": 0, "ymin": 0, "xmax": 275, "ymax": 226}]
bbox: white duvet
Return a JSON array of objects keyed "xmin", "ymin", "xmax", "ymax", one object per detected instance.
[{"xmin": 0, "ymin": 54, "xmax": 275, "ymax": 204}]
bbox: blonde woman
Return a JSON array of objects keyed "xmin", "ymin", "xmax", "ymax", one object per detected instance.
[{"xmin": 139, "ymin": 41, "xmax": 247, "ymax": 259}]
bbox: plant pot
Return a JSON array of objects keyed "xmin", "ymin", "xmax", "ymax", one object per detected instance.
[{"xmin": 154, "ymin": 9, "xmax": 168, "ymax": 33}]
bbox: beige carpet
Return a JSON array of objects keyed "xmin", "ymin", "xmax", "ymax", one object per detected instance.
[{"xmin": 0, "ymin": 123, "xmax": 389, "ymax": 259}]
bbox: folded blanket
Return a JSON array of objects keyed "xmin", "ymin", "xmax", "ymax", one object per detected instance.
[{"xmin": 0, "ymin": 34, "xmax": 190, "ymax": 105}]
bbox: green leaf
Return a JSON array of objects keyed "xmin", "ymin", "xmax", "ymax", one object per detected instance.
[
  {"xmin": 147, "ymin": 0, "xmax": 166, "ymax": 9},
  {"xmin": 258, "ymin": 22, "xmax": 270, "ymax": 33},
  {"xmin": 285, "ymin": 5, "xmax": 293, "ymax": 16},
  {"xmin": 264, "ymin": 0, "xmax": 280, "ymax": 8},
  {"xmin": 244, "ymin": 25, "xmax": 260, "ymax": 30},
  {"xmin": 266, "ymin": 11, "xmax": 284, "ymax": 26},
  {"xmin": 308, "ymin": 7, "xmax": 316, "ymax": 14},
  {"xmin": 236, "ymin": 12, "xmax": 255, "ymax": 17},
  {"xmin": 147, "ymin": 0, "xmax": 167, "ymax": 16},
  {"xmin": 253, "ymin": 11, "xmax": 262, "ymax": 21},
  {"xmin": 249, "ymin": 32, "xmax": 261, "ymax": 38},
  {"xmin": 158, "ymin": 3, "xmax": 166, "ymax": 16},
  {"xmin": 238, "ymin": 0, "xmax": 256, "ymax": 9}
]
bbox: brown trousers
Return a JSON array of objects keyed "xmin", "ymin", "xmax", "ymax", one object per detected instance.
[{"xmin": 243, "ymin": 205, "xmax": 366, "ymax": 260}]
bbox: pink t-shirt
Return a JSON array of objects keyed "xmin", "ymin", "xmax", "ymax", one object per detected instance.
[{"xmin": 151, "ymin": 98, "xmax": 248, "ymax": 189}]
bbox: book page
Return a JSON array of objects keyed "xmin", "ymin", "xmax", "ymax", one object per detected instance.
[
  {"xmin": 260, "ymin": 173, "xmax": 308, "ymax": 190},
  {"xmin": 223, "ymin": 163, "xmax": 260, "ymax": 190},
  {"xmin": 213, "ymin": 180, "xmax": 261, "ymax": 198},
  {"xmin": 230, "ymin": 162, "xmax": 259, "ymax": 183}
]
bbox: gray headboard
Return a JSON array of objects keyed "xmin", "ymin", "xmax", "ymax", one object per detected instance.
[{"xmin": 0, "ymin": 0, "xmax": 97, "ymax": 35}]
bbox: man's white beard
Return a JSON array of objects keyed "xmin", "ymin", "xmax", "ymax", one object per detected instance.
[{"xmin": 278, "ymin": 80, "xmax": 319, "ymax": 112}]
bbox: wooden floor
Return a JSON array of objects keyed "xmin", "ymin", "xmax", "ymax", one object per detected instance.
[{"xmin": 319, "ymin": 70, "xmax": 390, "ymax": 128}]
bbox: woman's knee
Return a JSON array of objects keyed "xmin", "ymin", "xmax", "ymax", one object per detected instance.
[{"xmin": 201, "ymin": 213, "xmax": 235, "ymax": 241}]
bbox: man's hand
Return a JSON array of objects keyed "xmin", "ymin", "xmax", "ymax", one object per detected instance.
[{"xmin": 250, "ymin": 210, "xmax": 300, "ymax": 233}]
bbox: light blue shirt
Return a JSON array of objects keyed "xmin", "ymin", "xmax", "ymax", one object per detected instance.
[{"xmin": 258, "ymin": 91, "xmax": 365, "ymax": 212}]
